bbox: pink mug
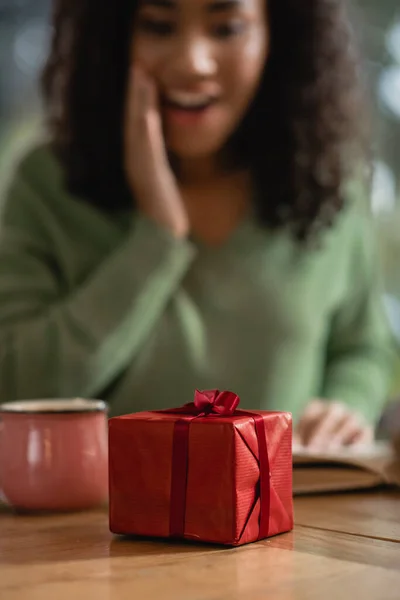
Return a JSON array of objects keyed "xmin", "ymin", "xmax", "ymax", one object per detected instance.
[{"xmin": 0, "ymin": 398, "xmax": 109, "ymax": 511}]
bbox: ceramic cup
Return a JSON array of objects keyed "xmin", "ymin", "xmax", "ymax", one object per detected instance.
[{"xmin": 0, "ymin": 398, "xmax": 109, "ymax": 511}]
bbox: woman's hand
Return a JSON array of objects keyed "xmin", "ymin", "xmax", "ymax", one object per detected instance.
[
  {"xmin": 294, "ymin": 399, "xmax": 374, "ymax": 451},
  {"xmin": 124, "ymin": 66, "xmax": 189, "ymax": 239}
]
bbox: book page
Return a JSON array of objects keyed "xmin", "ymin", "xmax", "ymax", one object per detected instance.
[
  {"xmin": 293, "ymin": 466, "xmax": 383, "ymax": 495},
  {"xmin": 293, "ymin": 440, "xmax": 391, "ymax": 465},
  {"xmin": 293, "ymin": 441, "xmax": 400, "ymax": 488}
]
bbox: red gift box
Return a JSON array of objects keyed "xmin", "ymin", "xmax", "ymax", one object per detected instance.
[{"xmin": 109, "ymin": 390, "xmax": 293, "ymax": 546}]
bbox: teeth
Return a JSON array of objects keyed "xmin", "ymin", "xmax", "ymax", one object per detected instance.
[{"xmin": 166, "ymin": 91, "xmax": 212, "ymax": 108}]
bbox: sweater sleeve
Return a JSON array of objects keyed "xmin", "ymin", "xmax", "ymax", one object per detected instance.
[
  {"xmin": 0, "ymin": 149, "xmax": 196, "ymax": 401},
  {"xmin": 322, "ymin": 183, "xmax": 395, "ymax": 424}
]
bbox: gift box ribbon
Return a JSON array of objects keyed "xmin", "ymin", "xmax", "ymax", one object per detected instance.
[{"xmin": 163, "ymin": 389, "xmax": 270, "ymax": 541}]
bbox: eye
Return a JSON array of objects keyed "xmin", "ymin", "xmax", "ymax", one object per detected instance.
[
  {"xmin": 137, "ymin": 17, "xmax": 175, "ymax": 37},
  {"xmin": 213, "ymin": 21, "xmax": 247, "ymax": 39}
]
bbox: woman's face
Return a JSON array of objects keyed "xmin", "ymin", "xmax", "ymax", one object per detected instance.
[{"xmin": 132, "ymin": 0, "xmax": 269, "ymax": 159}]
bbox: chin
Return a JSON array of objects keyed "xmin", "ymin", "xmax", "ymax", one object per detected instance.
[{"xmin": 166, "ymin": 135, "xmax": 229, "ymax": 161}]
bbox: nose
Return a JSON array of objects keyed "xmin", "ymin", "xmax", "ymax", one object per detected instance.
[{"xmin": 170, "ymin": 35, "xmax": 217, "ymax": 79}]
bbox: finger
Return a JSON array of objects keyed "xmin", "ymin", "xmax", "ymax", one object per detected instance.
[
  {"xmin": 127, "ymin": 66, "xmax": 139, "ymax": 122},
  {"xmin": 127, "ymin": 67, "xmax": 151, "ymax": 128},
  {"xmin": 305, "ymin": 402, "xmax": 348, "ymax": 449},
  {"xmin": 131, "ymin": 67, "xmax": 158, "ymax": 119},
  {"xmin": 296, "ymin": 400, "xmax": 326, "ymax": 447},
  {"xmin": 292, "ymin": 432, "xmax": 301, "ymax": 445},
  {"xmin": 142, "ymin": 71, "xmax": 158, "ymax": 113},
  {"xmin": 347, "ymin": 424, "xmax": 374, "ymax": 447},
  {"xmin": 131, "ymin": 69, "xmax": 165, "ymax": 159},
  {"xmin": 327, "ymin": 413, "xmax": 366, "ymax": 449},
  {"xmin": 292, "ymin": 432, "xmax": 301, "ymax": 450},
  {"xmin": 130, "ymin": 67, "xmax": 147, "ymax": 119}
]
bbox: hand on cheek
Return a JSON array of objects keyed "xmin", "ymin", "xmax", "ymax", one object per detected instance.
[
  {"xmin": 124, "ymin": 65, "xmax": 189, "ymax": 238},
  {"xmin": 295, "ymin": 400, "xmax": 374, "ymax": 451}
]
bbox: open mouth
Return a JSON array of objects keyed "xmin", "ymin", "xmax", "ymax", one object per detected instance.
[{"xmin": 163, "ymin": 91, "xmax": 217, "ymax": 112}]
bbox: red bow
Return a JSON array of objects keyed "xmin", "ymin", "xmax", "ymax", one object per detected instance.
[{"xmin": 186, "ymin": 389, "xmax": 240, "ymax": 417}]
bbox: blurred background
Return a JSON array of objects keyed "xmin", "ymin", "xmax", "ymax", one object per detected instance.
[{"xmin": 0, "ymin": 0, "xmax": 400, "ymax": 396}]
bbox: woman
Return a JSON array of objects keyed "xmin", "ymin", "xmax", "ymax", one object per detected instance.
[{"xmin": 0, "ymin": 0, "xmax": 394, "ymax": 449}]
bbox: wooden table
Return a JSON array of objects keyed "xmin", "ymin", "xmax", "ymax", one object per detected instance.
[{"xmin": 1, "ymin": 491, "xmax": 399, "ymax": 600}]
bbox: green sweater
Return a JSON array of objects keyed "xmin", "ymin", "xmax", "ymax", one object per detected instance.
[{"xmin": 0, "ymin": 144, "xmax": 394, "ymax": 422}]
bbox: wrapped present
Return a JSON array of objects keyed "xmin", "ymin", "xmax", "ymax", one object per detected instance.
[{"xmin": 109, "ymin": 390, "xmax": 293, "ymax": 546}]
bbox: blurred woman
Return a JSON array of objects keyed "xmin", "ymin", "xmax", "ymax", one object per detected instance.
[{"xmin": 0, "ymin": 0, "xmax": 394, "ymax": 449}]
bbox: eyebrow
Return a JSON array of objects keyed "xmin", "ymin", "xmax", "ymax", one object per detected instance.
[
  {"xmin": 208, "ymin": 1, "xmax": 241, "ymax": 13},
  {"xmin": 141, "ymin": 0, "xmax": 241, "ymax": 11},
  {"xmin": 141, "ymin": 0, "xmax": 175, "ymax": 9}
]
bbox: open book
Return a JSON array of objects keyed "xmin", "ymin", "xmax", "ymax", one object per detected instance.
[{"xmin": 293, "ymin": 441, "xmax": 400, "ymax": 494}]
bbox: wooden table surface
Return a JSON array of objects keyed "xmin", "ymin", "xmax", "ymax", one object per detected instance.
[{"xmin": 1, "ymin": 491, "xmax": 399, "ymax": 600}]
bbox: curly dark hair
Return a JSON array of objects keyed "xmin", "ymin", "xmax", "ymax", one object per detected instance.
[{"xmin": 42, "ymin": 0, "xmax": 369, "ymax": 241}]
